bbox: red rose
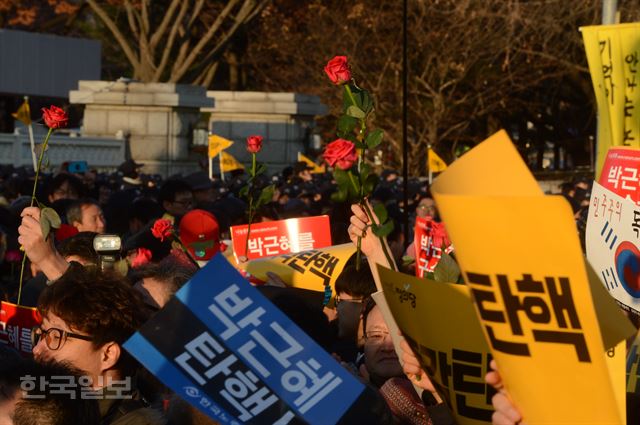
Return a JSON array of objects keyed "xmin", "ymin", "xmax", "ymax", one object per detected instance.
[
  {"xmin": 41, "ymin": 105, "xmax": 68, "ymax": 129},
  {"xmin": 151, "ymin": 219, "xmax": 174, "ymax": 242},
  {"xmin": 323, "ymin": 139, "xmax": 357, "ymax": 170},
  {"xmin": 246, "ymin": 135, "xmax": 263, "ymax": 154},
  {"xmin": 131, "ymin": 247, "xmax": 153, "ymax": 268},
  {"xmin": 4, "ymin": 250, "xmax": 22, "ymax": 263},
  {"xmin": 324, "ymin": 56, "xmax": 351, "ymax": 85}
]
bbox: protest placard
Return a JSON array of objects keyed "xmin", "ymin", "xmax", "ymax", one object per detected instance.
[
  {"xmin": 124, "ymin": 254, "xmax": 364, "ymax": 425},
  {"xmin": 599, "ymin": 147, "xmax": 640, "ymax": 204},
  {"xmin": 627, "ymin": 331, "xmax": 640, "ymax": 397},
  {"xmin": 413, "ymin": 216, "xmax": 453, "ymax": 277},
  {"xmin": 231, "ymin": 215, "xmax": 332, "ymax": 261},
  {"xmin": 586, "ymin": 181, "xmax": 640, "ymax": 316},
  {"xmin": 430, "ymin": 130, "xmax": 633, "ymax": 424},
  {"xmin": 581, "ymin": 23, "xmax": 640, "ymax": 176},
  {"xmin": 0, "ymin": 301, "xmax": 41, "ymax": 356},
  {"xmin": 378, "ymin": 266, "xmax": 493, "ymax": 425},
  {"xmin": 239, "ymin": 243, "xmax": 355, "ymax": 296}
]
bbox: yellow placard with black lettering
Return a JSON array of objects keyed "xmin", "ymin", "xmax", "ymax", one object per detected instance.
[
  {"xmin": 581, "ymin": 23, "xmax": 640, "ymax": 176},
  {"xmin": 239, "ymin": 244, "xmax": 355, "ymax": 295},
  {"xmin": 430, "ymin": 130, "xmax": 630, "ymax": 424},
  {"xmin": 378, "ymin": 266, "xmax": 492, "ymax": 425}
]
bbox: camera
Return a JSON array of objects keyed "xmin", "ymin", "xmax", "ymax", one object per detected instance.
[{"xmin": 93, "ymin": 234, "xmax": 122, "ymax": 271}]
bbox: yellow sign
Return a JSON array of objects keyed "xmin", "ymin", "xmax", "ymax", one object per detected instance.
[
  {"xmin": 12, "ymin": 98, "xmax": 31, "ymax": 126},
  {"xmin": 239, "ymin": 244, "xmax": 355, "ymax": 294},
  {"xmin": 627, "ymin": 330, "xmax": 640, "ymax": 397},
  {"xmin": 220, "ymin": 151, "xmax": 244, "ymax": 172},
  {"xmin": 428, "ymin": 148, "xmax": 447, "ymax": 173},
  {"xmin": 208, "ymin": 134, "xmax": 234, "ymax": 158},
  {"xmin": 430, "ymin": 130, "xmax": 631, "ymax": 424},
  {"xmin": 581, "ymin": 23, "xmax": 640, "ymax": 177},
  {"xmin": 297, "ymin": 152, "xmax": 326, "ymax": 174},
  {"xmin": 379, "ymin": 266, "xmax": 492, "ymax": 425}
]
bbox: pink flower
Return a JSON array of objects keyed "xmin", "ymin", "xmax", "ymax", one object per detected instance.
[
  {"xmin": 324, "ymin": 56, "xmax": 351, "ymax": 85},
  {"xmin": 323, "ymin": 139, "xmax": 358, "ymax": 170},
  {"xmin": 41, "ymin": 105, "xmax": 68, "ymax": 129},
  {"xmin": 246, "ymin": 135, "xmax": 263, "ymax": 154},
  {"xmin": 131, "ymin": 248, "xmax": 153, "ymax": 268},
  {"xmin": 151, "ymin": 219, "xmax": 173, "ymax": 242}
]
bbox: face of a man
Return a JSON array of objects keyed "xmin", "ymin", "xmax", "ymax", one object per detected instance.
[
  {"xmin": 32, "ymin": 313, "xmax": 105, "ymax": 388},
  {"xmin": 335, "ymin": 292, "xmax": 364, "ymax": 343},
  {"xmin": 165, "ymin": 191, "xmax": 194, "ymax": 217},
  {"xmin": 76, "ymin": 204, "xmax": 106, "ymax": 233},
  {"xmin": 363, "ymin": 306, "xmax": 403, "ymax": 385},
  {"xmin": 416, "ymin": 197, "xmax": 437, "ymax": 219},
  {"xmin": 49, "ymin": 181, "xmax": 79, "ymax": 203}
]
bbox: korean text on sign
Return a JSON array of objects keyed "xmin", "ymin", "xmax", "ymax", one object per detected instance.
[
  {"xmin": 466, "ymin": 272, "xmax": 590, "ymax": 362},
  {"xmin": 125, "ymin": 254, "xmax": 364, "ymax": 425}
]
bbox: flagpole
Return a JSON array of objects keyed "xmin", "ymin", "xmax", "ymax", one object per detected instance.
[
  {"xmin": 219, "ymin": 153, "xmax": 225, "ymax": 182},
  {"xmin": 209, "ymin": 156, "xmax": 213, "ymax": 180},
  {"xmin": 27, "ymin": 122, "xmax": 36, "ymax": 172}
]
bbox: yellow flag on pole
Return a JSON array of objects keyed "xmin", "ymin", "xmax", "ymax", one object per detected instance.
[
  {"xmin": 220, "ymin": 151, "xmax": 244, "ymax": 172},
  {"xmin": 297, "ymin": 152, "xmax": 325, "ymax": 173},
  {"xmin": 428, "ymin": 148, "xmax": 447, "ymax": 172},
  {"xmin": 208, "ymin": 134, "xmax": 234, "ymax": 158},
  {"xmin": 12, "ymin": 98, "xmax": 31, "ymax": 126}
]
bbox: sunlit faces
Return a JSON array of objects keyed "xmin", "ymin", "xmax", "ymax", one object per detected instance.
[
  {"xmin": 74, "ymin": 204, "xmax": 106, "ymax": 234},
  {"xmin": 32, "ymin": 313, "xmax": 119, "ymax": 389},
  {"xmin": 363, "ymin": 305, "xmax": 403, "ymax": 385}
]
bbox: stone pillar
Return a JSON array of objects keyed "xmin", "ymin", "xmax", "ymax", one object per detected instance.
[
  {"xmin": 69, "ymin": 81, "xmax": 214, "ymax": 176},
  {"xmin": 203, "ymin": 91, "xmax": 328, "ymax": 173}
]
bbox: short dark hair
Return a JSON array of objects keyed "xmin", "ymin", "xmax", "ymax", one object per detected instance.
[
  {"xmin": 132, "ymin": 257, "xmax": 196, "ymax": 297},
  {"xmin": 158, "ymin": 179, "xmax": 192, "ymax": 205},
  {"xmin": 38, "ymin": 265, "xmax": 151, "ymax": 376},
  {"xmin": 66, "ymin": 198, "xmax": 100, "ymax": 225},
  {"xmin": 57, "ymin": 232, "xmax": 99, "ymax": 265},
  {"xmin": 335, "ymin": 265, "xmax": 377, "ymax": 298},
  {"xmin": 46, "ymin": 173, "xmax": 85, "ymax": 200}
]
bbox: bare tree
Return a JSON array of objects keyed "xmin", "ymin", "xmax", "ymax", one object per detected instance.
[
  {"xmin": 244, "ymin": 0, "xmax": 609, "ymax": 174},
  {"xmin": 84, "ymin": 0, "xmax": 267, "ymax": 86}
]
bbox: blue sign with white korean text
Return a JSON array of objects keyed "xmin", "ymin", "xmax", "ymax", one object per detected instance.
[{"xmin": 124, "ymin": 254, "xmax": 365, "ymax": 424}]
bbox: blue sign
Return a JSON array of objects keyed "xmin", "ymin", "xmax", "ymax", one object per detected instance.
[{"xmin": 124, "ymin": 254, "xmax": 365, "ymax": 424}]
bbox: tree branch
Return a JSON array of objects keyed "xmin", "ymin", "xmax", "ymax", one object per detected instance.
[
  {"xmin": 149, "ymin": 0, "xmax": 182, "ymax": 50},
  {"xmin": 86, "ymin": 0, "xmax": 140, "ymax": 71},
  {"xmin": 152, "ymin": 0, "xmax": 190, "ymax": 81}
]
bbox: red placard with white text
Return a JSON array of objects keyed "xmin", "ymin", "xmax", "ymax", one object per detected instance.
[
  {"xmin": 599, "ymin": 147, "xmax": 640, "ymax": 204},
  {"xmin": 414, "ymin": 216, "xmax": 453, "ymax": 278},
  {"xmin": 231, "ymin": 215, "xmax": 332, "ymax": 261},
  {"xmin": 0, "ymin": 301, "xmax": 42, "ymax": 356}
]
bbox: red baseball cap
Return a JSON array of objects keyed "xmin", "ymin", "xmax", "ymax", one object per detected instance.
[{"xmin": 179, "ymin": 209, "xmax": 220, "ymax": 261}]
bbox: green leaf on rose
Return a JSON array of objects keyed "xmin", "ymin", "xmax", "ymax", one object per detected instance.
[
  {"xmin": 257, "ymin": 184, "xmax": 275, "ymax": 207},
  {"xmin": 373, "ymin": 203, "xmax": 388, "ymax": 224},
  {"xmin": 331, "ymin": 189, "xmax": 348, "ymax": 203},
  {"xmin": 346, "ymin": 105, "xmax": 365, "ymax": 119},
  {"xmin": 337, "ymin": 115, "xmax": 357, "ymax": 137},
  {"xmin": 239, "ymin": 185, "xmax": 249, "ymax": 198},
  {"xmin": 354, "ymin": 141, "xmax": 367, "ymax": 150},
  {"xmin": 433, "ymin": 252, "xmax": 461, "ymax": 283},
  {"xmin": 363, "ymin": 173, "xmax": 378, "ymax": 196},
  {"xmin": 372, "ymin": 220, "xmax": 394, "ymax": 238},
  {"xmin": 360, "ymin": 163, "xmax": 372, "ymax": 180},
  {"xmin": 357, "ymin": 89, "xmax": 374, "ymax": 114},
  {"xmin": 255, "ymin": 163, "xmax": 267, "ymax": 177},
  {"xmin": 365, "ymin": 129, "xmax": 384, "ymax": 149},
  {"xmin": 40, "ymin": 207, "xmax": 61, "ymax": 241}
]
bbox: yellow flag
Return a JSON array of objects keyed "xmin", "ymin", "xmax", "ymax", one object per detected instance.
[
  {"xmin": 220, "ymin": 151, "xmax": 244, "ymax": 172},
  {"xmin": 12, "ymin": 98, "xmax": 31, "ymax": 126},
  {"xmin": 428, "ymin": 148, "xmax": 447, "ymax": 172},
  {"xmin": 208, "ymin": 134, "xmax": 234, "ymax": 158},
  {"xmin": 297, "ymin": 152, "xmax": 325, "ymax": 173}
]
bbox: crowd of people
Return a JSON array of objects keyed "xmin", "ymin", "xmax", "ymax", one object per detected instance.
[{"xmin": 0, "ymin": 157, "xmax": 606, "ymax": 425}]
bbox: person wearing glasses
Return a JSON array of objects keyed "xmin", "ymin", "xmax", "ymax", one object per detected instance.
[
  {"xmin": 158, "ymin": 179, "xmax": 194, "ymax": 226},
  {"xmin": 30, "ymin": 265, "xmax": 164, "ymax": 425}
]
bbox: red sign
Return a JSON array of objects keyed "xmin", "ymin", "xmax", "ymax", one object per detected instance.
[
  {"xmin": 599, "ymin": 147, "xmax": 640, "ymax": 204},
  {"xmin": 414, "ymin": 216, "xmax": 453, "ymax": 278},
  {"xmin": 0, "ymin": 301, "xmax": 42, "ymax": 356},
  {"xmin": 231, "ymin": 215, "xmax": 332, "ymax": 261}
]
